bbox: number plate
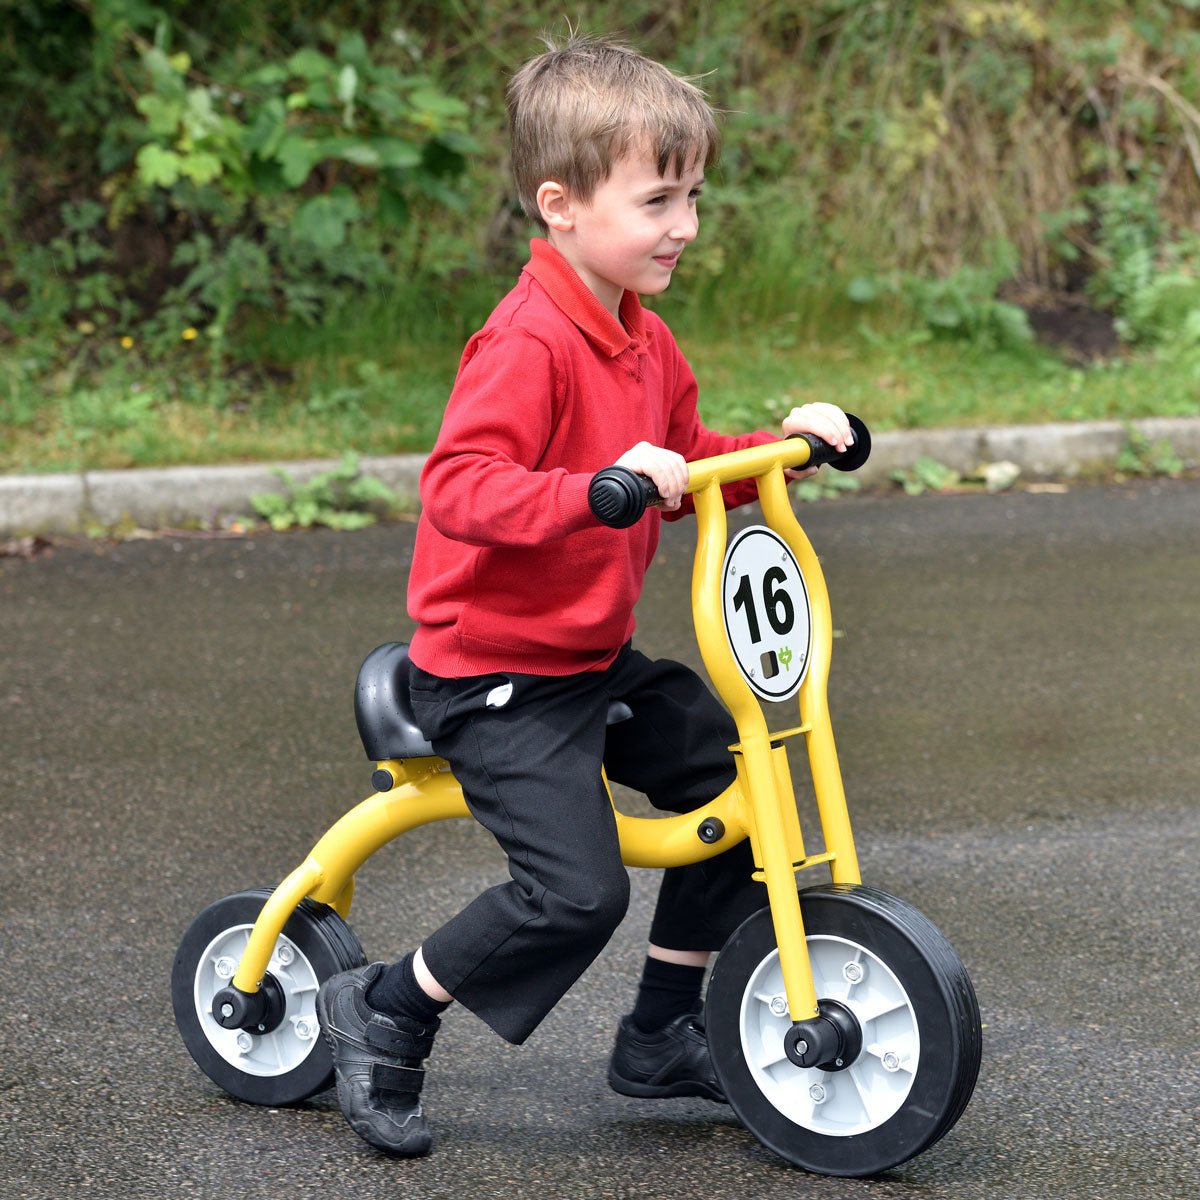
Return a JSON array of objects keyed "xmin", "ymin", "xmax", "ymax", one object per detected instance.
[{"xmin": 721, "ymin": 526, "xmax": 812, "ymax": 702}]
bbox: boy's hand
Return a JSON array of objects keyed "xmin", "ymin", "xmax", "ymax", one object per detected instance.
[
  {"xmin": 780, "ymin": 403, "xmax": 854, "ymax": 480},
  {"xmin": 614, "ymin": 442, "xmax": 689, "ymax": 510}
]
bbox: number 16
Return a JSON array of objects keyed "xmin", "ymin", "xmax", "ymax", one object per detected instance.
[{"xmin": 731, "ymin": 567, "xmax": 795, "ymax": 644}]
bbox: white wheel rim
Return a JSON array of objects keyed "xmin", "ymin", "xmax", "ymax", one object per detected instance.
[
  {"xmin": 192, "ymin": 924, "xmax": 322, "ymax": 1077},
  {"xmin": 738, "ymin": 934, "xmax": 919, "ymax": 1136}
]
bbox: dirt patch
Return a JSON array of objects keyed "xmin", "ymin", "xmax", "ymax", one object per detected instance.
[{"xmin": 1021, "ymin": 297, "xmax": 1121, "ymax": 364}]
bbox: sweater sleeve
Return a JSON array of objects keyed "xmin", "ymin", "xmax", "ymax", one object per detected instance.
[
  {"xmin": 418, "ymin": 326, "xmax": 596, "ymax": 548},
  {"xmin": 659, "ymin": 335, "xmax": 775, "ymax": 520}
]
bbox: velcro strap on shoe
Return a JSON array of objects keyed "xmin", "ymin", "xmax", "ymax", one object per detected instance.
[
  {"xmin": 369, "ymin": 1060, "xmax": 425, "ymax": 1095},
  {"xmin": 364, "ymin": 1014, "xmax": 437, "ymax": 1057}
]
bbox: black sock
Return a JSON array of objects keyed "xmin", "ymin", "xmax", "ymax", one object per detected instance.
[
  {"xmin": 367, "ymin": 951, "xmax": 451, "ymax": 1026},
  {"xmin": 631, "ymin": 957, "xmax": 706, "ymax": 1034}
]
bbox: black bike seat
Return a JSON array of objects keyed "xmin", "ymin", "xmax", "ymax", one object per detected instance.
[{"xmin": 354, "ymin": 643, "xmax": 633, "ymax": 761}]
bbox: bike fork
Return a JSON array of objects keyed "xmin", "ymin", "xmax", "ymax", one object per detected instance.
[{"xmin": 739, "ymin": 729, "xmax": 863, "ymax": 1072}]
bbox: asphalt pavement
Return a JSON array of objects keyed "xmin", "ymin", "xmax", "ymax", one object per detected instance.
[{"xmin": 2, "ymin": 478, "xmax": 1198, "ymax": 1199}]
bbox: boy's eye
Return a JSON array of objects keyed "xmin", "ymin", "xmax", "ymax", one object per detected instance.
[{"xmin": 646, "ymin": 189, "xmax": 702, "ymax": 207}]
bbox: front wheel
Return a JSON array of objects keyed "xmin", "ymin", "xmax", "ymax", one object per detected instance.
[
  {"xmin": 706, "ymin": 884, "xmax": 981, "ymax": 1176},
  {"xmin": 172, "ymin": 888, "xmax": 367, "ymax": 1106}
]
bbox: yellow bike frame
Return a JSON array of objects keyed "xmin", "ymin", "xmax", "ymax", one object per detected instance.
[{"xmin": 232, "ymin": 438, "xmax": 861, "ymax": 1026}]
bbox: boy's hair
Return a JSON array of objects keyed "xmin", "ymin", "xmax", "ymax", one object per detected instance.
[{"xmin": 507, "ymin": 33, "xmax": 720, "ymax": 229}]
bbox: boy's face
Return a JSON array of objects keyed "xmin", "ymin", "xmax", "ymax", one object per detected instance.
[{"xmin": 540, "ymin": 144, "xmax": 705, "ymax": 318}]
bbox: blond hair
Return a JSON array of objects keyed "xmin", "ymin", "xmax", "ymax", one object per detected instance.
[{"xmin": 506, "ymin": 34, "xmax": 720, "ymax": 229}]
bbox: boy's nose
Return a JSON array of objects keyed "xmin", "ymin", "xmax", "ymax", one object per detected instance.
[{"xmin": 670, "ymin": 207, "xmax": 699, "ymax": 242}]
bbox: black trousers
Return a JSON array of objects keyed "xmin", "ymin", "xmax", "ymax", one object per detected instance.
[{"xmin": 407, "ymin": 644, "xmax": 766, "ymax": 1044}]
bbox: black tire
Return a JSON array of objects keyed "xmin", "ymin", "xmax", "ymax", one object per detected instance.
[
  {"xmin": 172, "ymin": 888, "xmax": 367, "ymax": 1106},
  {"xmin": 706, "ymin": 884, "xmax": 981, "ymax": 1177}
]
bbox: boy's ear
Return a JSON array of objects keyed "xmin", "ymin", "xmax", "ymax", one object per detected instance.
[{"xmin": 536, "ymin": 181, "xmax": 575, "ymax": 232}]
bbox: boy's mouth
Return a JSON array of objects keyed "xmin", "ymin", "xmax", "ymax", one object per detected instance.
[{"xmin": 653, "ymin": 252, "xmax": 681, "ymax": 269}]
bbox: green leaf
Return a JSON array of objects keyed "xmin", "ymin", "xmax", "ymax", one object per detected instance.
[
  {"xmin": 409, "ymin": 88, "xmax": 469, "ymax": 120},
  {"xmin": 323, "ymin": 510, "xmax": 377, "ymax": 530},
  {"xmin": 251, "ymin": 491, "xmax": 288, "ymax": 517},
  {"xmin": 371, "ymin": 138, "xmax": 422, "ymax": 170},
  {"xmin": 362, "ymin": 86, "xmax": 405, "ymax": 123},
  {"xmin": 276, "ymin": 136, "xmax": 322, "ymax": 187},
  {"xmin": 336, "ymin": 31, "xmax": 371, "ymax": 70},
  {"xmin": 183, "ymin": 86, "xmax": 221, "ymax": 139},
  {"xmin": 136, "ymin": 143, "xmax": 182, "ymax": 187},
  {"xmin": 325, "ymin": 139, "xmax": 381, "ymax": 168},
  {"xmin": 291, "ymin": 191, "xmax": 361, "ymax": 250},
  {"xmin": 913, "ymin": 457, "xmax": 960, "ymax": 491},
  {"xmin": 141, "ymin": 46, "xmax": 187, "ymax": 94},
  {"xmin": 306, "ymin": 78, "xmax": 335, "ymax": 110},
  {"xmin": 244, "ymin": 98, "xmax": 287, "ymax": 158},
  {"xmin": 287, "ymin": 48, "xmax": 335, "ymax": 81},
  {"xmin": 293, "ymin": 498, "xmax": 320, "ymax": 526},
  {"xmin": 136, "ymin": 93, "xmax": 184, "ymax": 136},
  {"xmin": 179, "ymin": 150, "xmax": 223, "ymax": 185},
  {"xmin": 245, "ymin": 63, "xmax": 290, "ymax": 87}
]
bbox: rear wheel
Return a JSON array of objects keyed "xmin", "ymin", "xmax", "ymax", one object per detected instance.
[
  {"xmin": 706, "ymin": 884, "xmax": 980, "ymax": 1176},
  {"xmin": 172, "ymin": 888, "xmax": 367, "ymax": 1106}
]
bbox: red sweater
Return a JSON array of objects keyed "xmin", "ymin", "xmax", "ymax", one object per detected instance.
[{"xmin": 407, "ymin": 239, "xmax": 773, "ymax": 678}]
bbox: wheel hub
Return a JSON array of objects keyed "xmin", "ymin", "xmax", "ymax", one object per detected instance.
[
  {"xmin": 733, "ymin": 933, "xmax": 921, "ymax": 1138},
  {"xmin": 211, "ymin": 972, "xmax": 287, "ymax": 1034},
  {"xmin": 784, "ymin": 999, "xmax": 863, "ymax": 1072}
]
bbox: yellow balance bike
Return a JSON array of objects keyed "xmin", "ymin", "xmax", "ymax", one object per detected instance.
[{"xmin": 172, "ymin": 418, "xmax": 981, "ymax": 1177}]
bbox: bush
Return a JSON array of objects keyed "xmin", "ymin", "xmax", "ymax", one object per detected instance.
[{"xmin": 1, "ymin": 2, "xmax": 476, "ymax": 369}]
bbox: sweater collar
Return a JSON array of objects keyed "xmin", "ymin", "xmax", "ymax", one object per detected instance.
[{"xmin": 524, "ymin": 239, "xmax": 647, "ymax": 358}]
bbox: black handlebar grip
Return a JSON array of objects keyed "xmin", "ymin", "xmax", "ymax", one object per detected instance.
[
  {"xmin": 791, "ymin": 413, "xmax": 872, "ymax": 473},
  {"xmin": 588, "ymin": 466, "xmax": 661, "ymax": 528}
]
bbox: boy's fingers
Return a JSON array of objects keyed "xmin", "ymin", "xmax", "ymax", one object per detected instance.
[
  {"xmin": 615, "ymin": 443, "xmax": 687, "ymax": 504},
  {"xmin": 648, "ymin": 451, "xmax": 687, "ymax": 500},
  {"xmin": 783, "ymin": 404, "xmax": 852, "ymax": 451},
  {"xmin": 653, "ymin": 468, "xmax": 687, "ymax": 505},
  {"xmin": 808, "ymin": 408, "xmax": 849, "ymax": 449}
]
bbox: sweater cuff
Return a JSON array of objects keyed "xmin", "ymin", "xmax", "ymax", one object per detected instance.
[{"xmin": 554, "ymin": 471, "xmax": 599, "ymax": 535}]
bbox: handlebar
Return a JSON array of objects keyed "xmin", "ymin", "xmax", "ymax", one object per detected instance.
[
  {"xmin": 587, "ymin": 467, "xmax": 663, "ymax": 528},
  {"xmin": 588, "ymin": 413, "xmax": 872, "ymax": 528}
]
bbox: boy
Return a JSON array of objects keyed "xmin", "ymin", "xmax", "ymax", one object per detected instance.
[{"xmin": 317, "ymin": 33, "xmax": 853, "ymax": 1158}]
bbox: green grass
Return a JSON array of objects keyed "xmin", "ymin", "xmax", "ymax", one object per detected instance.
[
  {"xmin": 2, "ymin": 293, "xmax": 1198, "ymax": 474},
  {"xmin": 684, "ymin": 331, "xmax": 1200, "ymax": 433}
]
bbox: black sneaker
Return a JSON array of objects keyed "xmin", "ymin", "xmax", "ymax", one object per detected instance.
[
  {"xmin": 607, "ymin": 1012, "xmax": 726, "ymax": 1103},
  {"xmin": 316, "ymin": 962, "xmax": 439, "ymax": 1157}
]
